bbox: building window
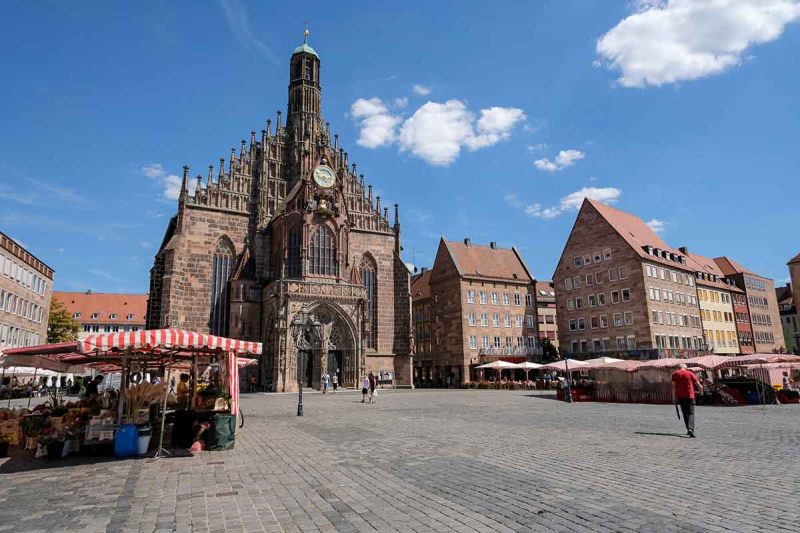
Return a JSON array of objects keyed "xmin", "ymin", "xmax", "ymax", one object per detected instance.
[
  {"xmin": 586, "ymin": 273, "xmax": 594, "ymax": 286},
  {"xmin": 467, "ymin": 290, "xmax": 475, "ymax": 304},
  {"xmin": 91, "ymin": 313, "xmax": 98, "ymax": 320},
  {"xmin": 616, "ymin": 336, "xmax": 626, "ymax": 350},
  {"xmin": 578, "ymin": 318, "xmax": 585, "ymax": 330},
  {"xmin": 575, "ymin": 297, "xmax": 583, "ymax": 309},
  {"xmin": 479, "ymin": 291, "xmax": 487, "ymax": 304},
  {"xmin": 528, "ymin": 336, "xmax": 537, "ymax": 348},
  {"xmin": 611, "ymin": 290, "xmax": 620, "ymax": 304},
  {"xmin": 593, "ymin": 339, "xmax": 602, "ymax": 352},
  {"xmin": 468, "ymin": 313, "xmax": 476, "ymax": 326},
  {"xmin": 603, "ymin": 248, "xmax": 612, "ymax": 260},
  {"xmin": 469, "ymin": 336, "xmax": 477, "ymax": 350},
  {"xmin": 287, "ymin": 226, "xmax": 301, "ymax": 277},
  {"xmin": 494, "ymin": 336, "xmax": 501, "ymax": 348},
  {"xmin": 595, "ymin": 271, "xmax": 604, "ymax": 284},
  {"xmin": 493, "ymin": 314, "xmax": 500, "ymax": 327},
  {"xmin": 515, "ymin": 315, "xmax": 523, "ymax": 327},
  {"xmin": 126, "ymin": 314, "xmax": 134, "ymax": 320},
  {"xmin": 600, "ymin": 315, "xmax": 608, "ymax": 328},
  {"xmin": 526, "ymin": 294, "xmax": 533, "ymax": 306},
  {"xmin": 597, "ymin": 293, "xmax": 606, "ymax": 306},
  {"xmin": 309, "ymin": 226, "xmax": 337, "ymax": 276},
  {"xmin": 571, "ymin": 340, "xmax": 578, "ymax": 353},
  {"xmin": 574, "ymin": 257, "xmax": 583, "ymax": 268},
  {"xmin": 503, "ymin": 293, "xmax": 510, "ymax": 305},
  {"xmin": 613, "ymin": 313, "xmax": 622, "ymax": 327},
  {"xmin": 588, "ymin": 295, "xmax": 596, "ymax": 307},
  {"xmin": 626, "ymin": 336, "xmax": 636, "ymax": 350},
  {"xmin": 481, "ymin": 313, "xmax": 488, "ymax": 326},
  {"xmin": 621, "ymin": 288, "xmax": 630, "ymax": 302},
  {"xmin": 573, "ymin": 276, "xmax": 582, "ymax": 289},
  {"xmin": 109, "ymin": 313, "xmax": 117, "ymax": 320},
  {"xmin": 619, "ymin": 266, "xmax": 628, "ymax": 279},
  {"xmin": 514, "ymin": 293, "xmax": 521, "ymax": 306},
  {"xmin": 360, "ymin": 255, "xmax": 378, "ymax": 349},
  {"xmin": 504, "ymin": 314, "xmax": 512, "ymax": 327},
  {"xmin": 209, "ymin": 237, "xmax": 235, "ymax": 336},
  {"xmin": 624, "ymin": 311, "xmax": 633, "ymax": 325},
  {"xmin": 569, "ymin": 319, "xmax": 577, "ymax": 331},
  {"xmin": 491, "ymin": 292, "xmax": 499, "ymax": 305},
  {"xmin": 591, "ymin": 316, "xmax": 599, "ymax": 329},
  {"xmin": 73, "ymin": 313, "xmax": 81, "ymax": 319},
  {"xmin": 608, "ymin": 269, "xmax": 618, "ymax": 282},
  {"xmin": 565, "ymin": 278, "xmax": 573, "ymax": 291},
  {"xmin": 482, "ymin": 336, "xmax": 490, "ymax": 349},
  {"xmin": 526, "ymin": 315, "xmax": 534, "ymax": 327},
  {"xmin": 593, "ymin": 251, "xmax": 602, "ymax": 263},
  {"xmin": 567, "ymin": 299, "xmax": 575, "ymax": 311}
]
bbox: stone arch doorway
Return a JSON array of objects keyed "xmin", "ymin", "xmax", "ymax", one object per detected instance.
[{"xmin": 308, "ymin": 303, "xmax": 359, "ymax": 389}]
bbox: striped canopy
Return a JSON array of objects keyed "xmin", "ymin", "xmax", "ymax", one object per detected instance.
[{"xmin": 79, "ymin": 328, "xmax": 262, "ymax": 356}]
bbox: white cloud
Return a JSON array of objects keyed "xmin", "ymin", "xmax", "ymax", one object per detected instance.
[
  {"xmin": 526, "ymin": 143, "xmax": 548, "ymax": 152},
  {"xmin": 393, "ymin": 97, "xmax": 409, "ymax": 109},
  {"xmin": 217, "ymin": 0, "xmax": 280, "ymax": 65},
  {"xmin": 412, "ymin": 84, "xmax": 431, "ymax": 96},
  {"xmin": 504, "ymin": 193, "xmax": 523, "ymax": 209},
  {"xmin": 596, "ymin": 0, "xmax": 800, "ymax": 88},
  {"xmin": 534, "ymin": 149, "xmax": 585, "ymax": 172},
  {"xmin": 524, "ymin": 187, "xmax": 622, "ymax": 219},
  {"xmin": 143, "ymin": 163, "xmax": 190, "ymax": 201},
  {"xmin": 646, "ymin": 218, "xmax": 667, "ymax": 234},
  {"xmin": 350, "ymin": 98, "xmax": 401, "ymax": 149}
]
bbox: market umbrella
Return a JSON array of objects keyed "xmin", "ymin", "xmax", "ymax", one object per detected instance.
[
  {"xmin": 581, "ymin": 357, "xmax": 624, "ymax": 366},
  {"xmin": 516, "ymin": 361, "xmax": 543, "ymax": 382},
  {"xmin": 539, "ymin": 359, "xmax": 589, "ymax": 372},
  {"xmin": 475, "ymin": 360, "xmax": 520, "ymax": 381}
]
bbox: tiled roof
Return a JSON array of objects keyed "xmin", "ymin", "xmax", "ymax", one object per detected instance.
[
  {"xmin": 585, "ymin": 199, "xmax": 690, "ymax": 270},
  {"xmin": 535, "ymin": 280, "xmax": 556, "ymax": 299},
  {"xmin": 444, "ymin": 241, "xmax": 533, "ymax": 282},
  {"xmin": 410, "ymin": 269, "xmax": 432, "ymax": 300},
  {"xmin": 775, "ymin": 284, "xmax": 793, "ymax": 305},
  {"xmin": 713, "ymin": 256, "xmax": 756, "ymax": 277},
  {"xmin": 53, "ymin": 291, "xmax": 148, "ymax": 325},
  {"xmin": 684, "ymin": 251, "xmax": 743, "ymax": 293},
  {"xmin": 788, "ymin": 252, "xmax": 800, "ymax": 265}
]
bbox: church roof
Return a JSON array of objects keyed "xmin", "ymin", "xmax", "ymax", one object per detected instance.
[{"xmin": 293, "ymin": 43, "xmax": 319, "ymax": 58}]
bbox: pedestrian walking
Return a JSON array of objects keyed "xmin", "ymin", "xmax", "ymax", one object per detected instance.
[
  {"xmin": 672, "ymin": 363, "xmax": 702, "ymax": 438},
  {"xmin": 249, "ymin": 375, "xmax": 257, "ymax": 392},
  {"xmin": 322, "ymin": 372, "xmax": 330, "ymax": 394},
  {"xmin": 368, "ymin": 372, "xmax": 376, "ymax": 404},
  {"xmin": 361, "ymin": 376, "xmax": 370, "ymax": 403},
  {"xmin": 331, "ymin": 373, "xmax": 338, "ymax": 393}
]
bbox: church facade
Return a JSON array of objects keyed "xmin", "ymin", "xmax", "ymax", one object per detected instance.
[{"xmin": 146, "ymin": 38, "xmax": 412, "ymax": 392}]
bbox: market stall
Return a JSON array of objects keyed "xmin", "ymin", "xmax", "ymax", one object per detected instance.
[{"xmin": 0, "ymin": 329, "xmax": 260, "ymax": 461}]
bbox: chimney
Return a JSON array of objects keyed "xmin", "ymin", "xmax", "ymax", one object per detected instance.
[
  {"xmin": 489, "ymin": 241, "xmax": 497, "ymax": 250},
  {"xmin": 421, "ymin": 267, "xmax": 428, "ymax": 274},
  {"xmin": 464, "ymin": 238, "xmax": 471, "ymax": 246},
  {"xmin": 86, "ymin": 289, "xmax": 93, "ymax": 295}
]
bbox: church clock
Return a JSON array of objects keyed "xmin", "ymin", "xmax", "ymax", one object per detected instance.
[{"xmin": 313, "ymin": 165, "xmax": 336, "ymax": 188}]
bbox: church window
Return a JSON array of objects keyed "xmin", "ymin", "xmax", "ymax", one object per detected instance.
[
  {"xmin": 361, "ymin": 255, "xmax": 378, "ymax": 349},
  {"xmin": 305, "ymin": 60, "xmax": 313, "ymax": 81},
  {"xmin": 309, "ymin": 226, "xmax": 337, "ymax": 276},
  {"xmin": 210, "ymin": 237, "xmax": 235, "ymax": 336},
  {"xmin": 287, "ymin": 226, "xmax": 301, "ymax": 278}
]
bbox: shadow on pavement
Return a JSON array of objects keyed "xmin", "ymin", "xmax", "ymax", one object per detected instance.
[
  {"xmin": 0, "ymin": 445, "xmax": 194, "ymax": 474},
  {"xmin": 634, "ymin": 431, "xmax": 690, "ymax": 438},
  {"xmin": 523, "ymin": 393, "xmax": 561, "ymax": 401}
]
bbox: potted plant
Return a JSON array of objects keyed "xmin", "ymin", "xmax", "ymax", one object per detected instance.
[{"xmin": 0, "ymin": 435, "xmax": 11, "ymax": 458}]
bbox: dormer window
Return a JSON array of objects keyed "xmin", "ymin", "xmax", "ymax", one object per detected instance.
[
  {"xmin": 109, "ymin": 313, "xmax": 117, "ymax": 320},
  {"xmin": 73, "ymin": 313, "xmax": 81, "ymax": 319},
  {"xmin": 91, "ymin": 313, "xmax": 98, "ymax": 320},
  {"xmin": 127, "ymin": 314, "xmax": 134, "ymax": 320}
]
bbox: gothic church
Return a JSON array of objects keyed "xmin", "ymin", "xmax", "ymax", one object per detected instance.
[{"xmin": 147, "ymin": 36, "xmax": 411, "ymax": 392}]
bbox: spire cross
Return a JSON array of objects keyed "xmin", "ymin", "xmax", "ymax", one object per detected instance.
[{"xmin": 303, "ymin": 21, "xmax": 309, "ymax": 44}]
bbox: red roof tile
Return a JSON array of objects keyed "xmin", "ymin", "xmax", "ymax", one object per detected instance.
[
  {"xmin": 713, "ymin": 256, "xmax": 755, "ymax": 277},
  {"xmin": 788, "ymin": 252, "xmax": 800, "ymax": 265},
  {"xmin": 410, "ymin": 269, "xmax": 432, "ymax": 300},
  {"xmin": 445, "ymin": 241, "xmax": 533, "ymax": 282},
  {"xmin": 684, "ymin": 251, "xmax": 743, "ymax": 292},
  {"xmin": 776, "ymin": 284, "xmax": 793, "ymax": 305},
  {"xmin": 53, "ymin": 291, "xmax": 148, "ymax": 325}
]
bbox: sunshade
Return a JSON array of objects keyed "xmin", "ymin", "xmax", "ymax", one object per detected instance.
[
  {"xmin": 475, "ymin": 360, "xmax": 520, "ymax": 369},
  {"xmin": 581, "ymin": 357, "xmax": 624, "ymax": 366},
  {"xmin": 79, "ymin": 329, "xmax": 262, "ymax": 355},
  {"xmin": 540, "ymin": 359, "xmax": 589, "ymax": 372}
]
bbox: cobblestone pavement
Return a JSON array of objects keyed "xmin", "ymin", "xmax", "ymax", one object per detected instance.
[{"xmin": 2, "ymin": 390, "xmax": 799, "ymax": 532}]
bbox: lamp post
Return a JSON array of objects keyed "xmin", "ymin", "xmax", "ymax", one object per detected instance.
[
  {"xmin": 290, "ymin": 309, "xmax": 323, "ymax": 417},
  {"xmin": 564, "ymin": 357, "xmax": 573, "ymax": 403}
]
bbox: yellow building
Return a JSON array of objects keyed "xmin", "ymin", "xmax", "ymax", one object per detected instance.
[{"xmin": 687, "ymin": 252, "xmax": 740, "ymax": 354}]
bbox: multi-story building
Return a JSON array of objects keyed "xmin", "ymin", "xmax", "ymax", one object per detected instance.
[
  {"xmin": 420, "ymin": 238, "xmax": 539, "ymax": 385},
  {"xmin": 776, "ymin": 284, "xmax": 798, "ymax": 353},
  {"xmin": 682, "ymin": 250, "xmax": 740, "ymax": 354},
  {"xmin": 714, "ymin": 257, "xmax": 784, "ymax": 352},
  {"xmin": 535, "ymin": 281, "xmax": 559, "ymax": 350},
  {"xmin": 52, "ymin": 291, "xmax": 148, "ymax": 341},
  {"xmin": 410, "ymin": 268, "xmax": 433, "ymax": 384},
  {"xmin": 0, "ymin": 232, "xmax": 53, "ymax": 349},
  {"xmin": 555, "ymin": 199, "xmax": 705, "ymax": 359}
]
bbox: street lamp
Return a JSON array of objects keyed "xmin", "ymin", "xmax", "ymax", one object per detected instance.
[{"xmin": 290, "ymin": 309, "xmax": 323, "ymax": 417}]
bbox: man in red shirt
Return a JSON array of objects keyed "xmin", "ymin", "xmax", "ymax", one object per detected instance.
[{"xmin": 672, "ymin": 363, "xmax": 702, "ymax": 438}]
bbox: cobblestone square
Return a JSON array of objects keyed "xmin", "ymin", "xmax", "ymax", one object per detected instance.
[{"xmin": 1, "ymin": 390, "xmax": 798, "ymax": 532}]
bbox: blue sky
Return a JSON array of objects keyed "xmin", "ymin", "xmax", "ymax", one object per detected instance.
[{"xmin": 1, "ymin": 0, "xmax": 799, "ymax": 293}]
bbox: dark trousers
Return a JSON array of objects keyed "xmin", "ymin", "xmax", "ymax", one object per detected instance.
[{"xmin": 678, "ymin": 398, "xmax": 695, "ymax": 432}]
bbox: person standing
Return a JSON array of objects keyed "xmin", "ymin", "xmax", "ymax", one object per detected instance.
[
  {"xmin": 361, "ymin": 376, "xmax": 370, "ymax": 403},
  {"xmin": 368, "ymin": 372, "xmax": 376, "ymax": 404},
  {"xmin": 249, "ymin": 374, "xmax": 257, "ymax": 393},
  {"xmin": 322, "ymin": 371, "xmax": 330, "ymax": 394},
  {"xmin": 331, "ymin": 372, "xmax": 338, "ymax": 393},
  {"xmin": 672, "ymin": 363, "xmax": 702, "ymax": 438}
]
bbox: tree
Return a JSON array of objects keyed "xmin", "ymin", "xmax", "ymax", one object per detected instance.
[
  {"xmin": 539, "ymin": 337, "xmax": 559, "ymax": 363},
  {"xmin": 47, "ymin": 299, "xmax": 81, "ymax": 343}
]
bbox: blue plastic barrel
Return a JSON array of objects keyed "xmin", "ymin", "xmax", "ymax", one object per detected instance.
[{"xmin": 114, "ymin": 423, "xmax": 139, "ymax": 457}]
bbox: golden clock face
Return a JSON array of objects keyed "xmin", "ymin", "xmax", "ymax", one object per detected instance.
[{"xmin": 313, "ymin": 165, "xmax": 336, "ymax": 188}]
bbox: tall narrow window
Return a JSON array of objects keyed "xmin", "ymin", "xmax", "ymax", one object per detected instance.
[
  {"xmin": 361, "ymin": 255, "xmax": 377, "ymax": 349},
  {"xmin": 210, "ymin": 237, "xmax": 234, "ymax": 335},
  {"xmin": 287, "ymin": 226, "xmax": 301, "ymax": 278},
  {"xmin": 309, "ymin": 226, "xmax": 337, "ymax": 276}
]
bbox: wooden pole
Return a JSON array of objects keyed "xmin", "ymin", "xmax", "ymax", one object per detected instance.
[{"xmin": 117, "ymin": 358, "xmax": 128, "ymax": 424}]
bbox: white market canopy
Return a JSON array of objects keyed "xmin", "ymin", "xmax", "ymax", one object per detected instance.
[
  {"xmin": 516, "ymin": 362, "xmax": 543, "ymax": 370},
  {"xmin": 475, "ymin": 360, "xmax": 521, "ymax": 370},
  {"xmin": 581, "ymin": 357, "xmax": 623, "ymax": 366},
  {"xmin": 540, "ymin": 359, "xmax": 590, "ymax": 372}
]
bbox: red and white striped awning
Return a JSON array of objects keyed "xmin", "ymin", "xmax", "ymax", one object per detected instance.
[{"xmin": 79, "ymin": 329, "xmax": 262, "ymax": 356}]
